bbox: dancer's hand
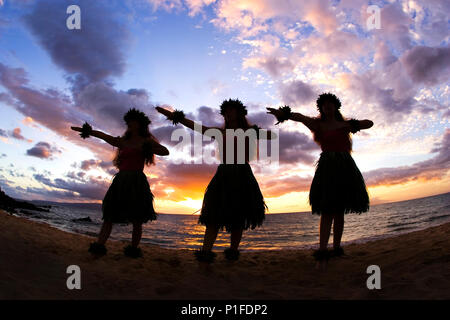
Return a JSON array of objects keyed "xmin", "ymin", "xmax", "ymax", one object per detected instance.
[
  {"xmin": 71, "ymin": 122, "xmax": 93, "ymax": 139},
  {"xmin": 156, "ymin": 106, "xmax": 173, "ymax": 118},
  {"xmin": 266, "ymin": 107, "xmax": 283, "ymax": 119}
]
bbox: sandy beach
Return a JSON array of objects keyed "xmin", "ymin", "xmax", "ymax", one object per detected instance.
[{"xmin": 1, "ymin": 209, "xmax": 449, "ymax": 300}]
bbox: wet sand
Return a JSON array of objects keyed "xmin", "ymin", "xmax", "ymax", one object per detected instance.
[{"xmin": 1, "ymin": 209, "xmax": 449, "ymax": 299}]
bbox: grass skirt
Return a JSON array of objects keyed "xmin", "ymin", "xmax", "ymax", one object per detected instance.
[
  {"xmin": 309, "ymin": 152, "xmax": 369, "ymax": 215},
  {"xmin": 199, "ymin": 164, "xmax": 267, "ymax": 232},
  {"xmin": 102, "ymin": 170, "xmax": 156, "ymax": 223}
]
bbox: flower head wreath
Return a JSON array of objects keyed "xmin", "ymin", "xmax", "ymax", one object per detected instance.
[
  {"xmin": 219, "ymin": 98, "xmax": 248, "ymax": 116},
  {"xmin": 123, "ymin": 108, "xmax": 151, "ymax": 127},
  {"xmin": 316, "ymin": 93, "xmax": 342, "ymax": 112}
]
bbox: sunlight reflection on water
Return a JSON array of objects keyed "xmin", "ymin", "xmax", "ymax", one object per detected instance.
[{"xmin": 18, "ymin": 193, "xmax": 450, "ymax": 251}]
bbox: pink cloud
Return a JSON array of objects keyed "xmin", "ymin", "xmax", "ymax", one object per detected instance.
[
  {"xmin": 260, "ymin": 174, "xmax": 312, "ymax": 197},
  {"xmin": 401, "ymin": 45, "xmax": 450, "ymax": 86},
  {"xmin": 10, "ymin": 127, "xmax": 32, "ymax": 142},
  {"xmin": 364, "ymin": 129, "xmax": 450, "ymax": 187},
  {"xmin": 280, "ymin": 80, "xmax": 316, "ymax": 106},
  {"xmin": 26, "ymin": 141, "xmax": 61, "ymax": 160}
]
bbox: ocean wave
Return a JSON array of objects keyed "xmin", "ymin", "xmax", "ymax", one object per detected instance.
[
  {"xmin": 390, "ymin": 225, "xmax": 417, "ymax": 233},
  {"xmin": 16, "ymin": 192, "xmax": 450, "ymax": 251},
  {"xmin": 425, "ymin": 214, "xmax": 450, "ymax": 223},
  {"xmin": 387, "ymin": 221, "xmax": 419, "ymax": 229}
]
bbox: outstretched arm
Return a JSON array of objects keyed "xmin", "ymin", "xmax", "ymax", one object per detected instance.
[
  {"xmin": 71, "ymin": 126, "xmax": 122, "ymax": 147},
  {"xmin": 358, "ymin": 119, "xmax": 374, "ymax": 130},
  {"xmin": 156, "ymin": 106, "xmax": 219, "ymax": 136},
  {"xmin": 289, "ymin": 113, "xmax": 319, "ymax": 132},
  {"xmin": 146, "ymin": 136, "xmax": 169, "ymax": 156},
  {"xmin": 266, "ymin": 107, "xmax": 319, "ymax": 132},
  {"xmin": 345, "ymin": 119, "xmax": 374, "ymax": 133}
]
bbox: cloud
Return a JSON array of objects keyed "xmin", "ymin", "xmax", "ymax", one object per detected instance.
[
  {"xmin": 26, "ymin": 141, "xmax": 61, "ymax": 159},
  {"xmin": 150, "ymin": 162, "xmax": 218, "ymax": 200},
  {"xmin": 337, "ymin": 43, "xmax": 449, "ymax": 120},
  {"xmin": 146, "ymin": 0, "xmax": 184, "ymax": 12},
  {"xmin": 246, "ymin": 110, "xmax": 275, "ymax": 128},
  {"xmin": 163, "ymin": 162, "xmax": 217, "ymax": 186},
  {"xmin": 371, "ymin": 3, "xmax": 413, "ymax": 51},
  {"xmin": 277, "ymin": 130, "xmax": 319, "ymax": 165},
  {"xmin": 71, "ymin": 82, "xmax": 158, "ymax": 134},
  {"xmin": 303, "ymin": 0, "xmax": 338, "ymax": 35},
  {"xmin": 23, "ymin": 0, "xmax": 130, "ymax": 82},
  {"xmin": 280, "ymin": 80, "xmax": 316, "ymax": 106},
  {"xmin": 33, "ymin": 173, "xmax": 110, "ymax": 200},
  {"xmin": 0, "ymin": 63, "xmax": 158, "ymax": 163},
  {"xmin": 364, "ymin": 129, "xmax": 450, "ymax": 186},
  {"xmin": 401, "ymin": 45, "xmax": 450, "ymax": 86},
  {"xmin": 339, "ymin": 71, "xmax": 416, "ymax": 118},
  {"xmin": 244, "ymin": 56, "xmax": 294, "ymax": 78},
  {"xmin": 1, "ymin": 0, "xmax": 449, "ymax": 207},
  {"xmin": 293, "ymin": 30, "xmax": 367, "ymax": 66},
  {"xmin": 195, "ymin": 106, "xmax": 223, "ymax": 127},
  {"xmin": 408, "ymin": 1, "xmax": 450, "ymax": 46},
  {"xmin": 10, "ymin": 127, "xmax": 32, "ymax": 142},
  {"xmin": 443, "ymin": 109, "xmax": 450, "ymax": 119},
  {"xmin": 79, "ymin": 159, "xmax": 116, "ymax": 176},
  {"xmin": 374, "ymin": 41, "xmax": 397, "ymax": 68},
  {"xmin": 66, "ymin": 171, "xmax": 86, "ymax": 181},
  {"xmin": 5, "ymin": 168, "xmax": 25, "ymax": 178},
  {"xmin": 152, "ymin": 125, "xmax": 182, "ymax": 146},
  {"xmin": 0, "ymin": 63, "xmax": 117, "ymax": 161},
  {"xmin": 260, "ymin": 128, "xmax": 450, "ymax": 198},
  {"xmin": 21, "ymin": 116, "xmax": 40, "ymax": 129},
  {"xmin": 0, "ymin": 63, "xmax": 81, "ymax": 138},
  {"xmin": 0, "ymin": 174, "xmax": 28, "ymax": 200},
  {"xmin": 208, "ymin": 78, "xmax": 228, "ymax": 96},
  {"xmin": 20, "ymin": 0, "xmax": 165, "ymax": 135},
  {"xmin": 210, "ymin": 0, "xmax": 337, "ymax": 37},
  {"xmin": 185, "ymin": 0, "xmax": 216, "ymax": 16},
  {"xmin": 25, "ymin": 186, "xmax": 78, "ymax": 200},
  {"xmin": 19, "ymin": 0, "xmax": 161, "ymax": 141},
  {"xmin": 260, "ymin": 174, "xmax": 312, "ymax": 197}
]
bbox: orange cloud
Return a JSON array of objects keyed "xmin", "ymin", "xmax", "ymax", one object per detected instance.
[{"xmin": 304, "ymin": 0, "xmax": 338, "ymax": 36}]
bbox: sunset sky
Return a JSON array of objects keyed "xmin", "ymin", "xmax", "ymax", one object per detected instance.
[{"xmin": 0, "ymin": 0, "xmax": 448, "ymax": 214}]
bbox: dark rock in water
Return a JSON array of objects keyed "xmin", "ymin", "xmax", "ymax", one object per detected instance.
[
  {"xmin": 72, "ymin": 216, "xmax": 92, "ymax": 222},
  {"xmin": 20, "ymin": 209, "xmax": 35, "ymax": 216}
]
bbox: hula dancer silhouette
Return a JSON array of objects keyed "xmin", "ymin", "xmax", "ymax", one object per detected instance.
[
  {"xmin": 71, "ymin": 108, "xmax": 169, "ymax": 258},
  {"xmin": 267, "ymin": 93, "xmax": 372, "ymax": 269},
  {"xmin": 156, "ymin": 99, "xmax": 274, "ymax": 262}
]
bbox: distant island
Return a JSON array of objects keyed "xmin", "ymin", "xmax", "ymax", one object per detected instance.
[{"xmin": 0, "ymin": 187, "xmax": 50, "ymax": 214}]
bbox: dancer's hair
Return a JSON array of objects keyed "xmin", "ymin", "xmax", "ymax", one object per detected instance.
[
  {"xmin": 113, "ymin": 108, "xmax": 157, "ymax": 167},
  {"xmin": 316, "ymin": 93, "xmax": 345, "ymax": 121},
  {"xmin": 314, "ymin": 93, "xmax": 352, "ymax": 148},
  {"xmin": 220, "ymin": 99, "xmax": 251, "ymax": 129}
]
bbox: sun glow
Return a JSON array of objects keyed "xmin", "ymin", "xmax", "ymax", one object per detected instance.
[{"xmin": 178, "ymin": 197, "xmax": 203, "ymax": 210}]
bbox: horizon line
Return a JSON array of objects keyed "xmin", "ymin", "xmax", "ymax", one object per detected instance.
[{"xmin": 23, "ymin": 191, "xmax": 450, "ymax": 215}]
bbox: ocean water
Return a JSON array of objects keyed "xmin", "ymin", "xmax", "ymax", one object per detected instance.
[{"xmin": 12, "ymin": 192, "xmax": 450, "ymax": 251}]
